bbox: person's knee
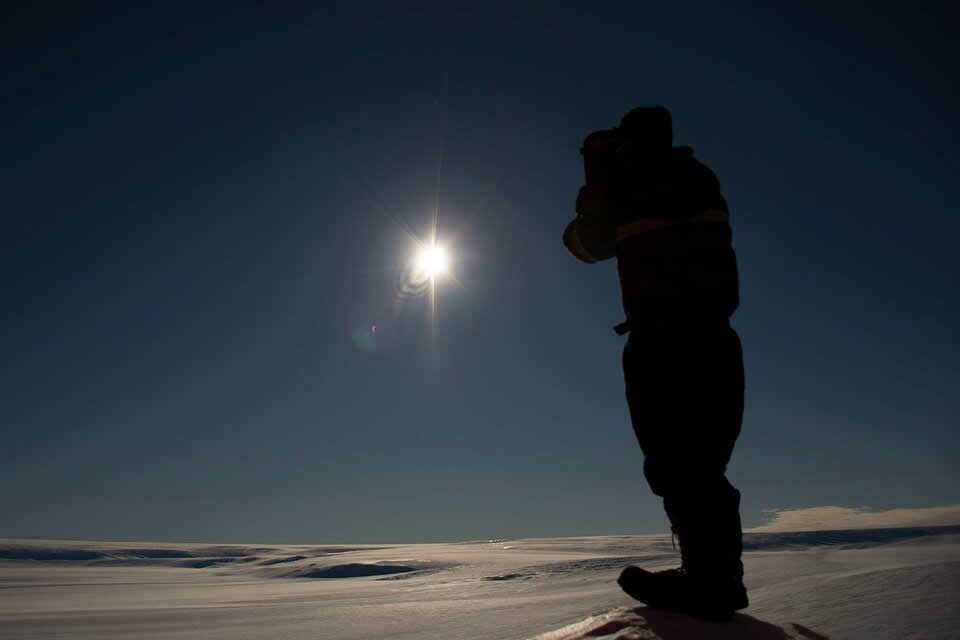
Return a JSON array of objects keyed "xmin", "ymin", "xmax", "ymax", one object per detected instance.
[
  {"xmin": 643, "ymin": 456, "xmax": 683, "ymax": 497},
  {"xmin": 644, "ymin": 455, "xmax": 739, "ymax": 504}
]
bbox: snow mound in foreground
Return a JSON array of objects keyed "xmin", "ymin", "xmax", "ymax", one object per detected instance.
[{"xmin": 532, "ymin": 606, "xmax": 829, "ymax": 640}]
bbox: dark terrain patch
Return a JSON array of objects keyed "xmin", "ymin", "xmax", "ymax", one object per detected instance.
[
  {"xmin": 483, "ymin": 572, "xmax": 534, "ymax": 581},
  {"xmin": 259, "ymin": 555, "xmax": 308, "ymax": 566},
  {"xmin": 295, "ymin": 563, "xmax": 417, "ymax": 578}
]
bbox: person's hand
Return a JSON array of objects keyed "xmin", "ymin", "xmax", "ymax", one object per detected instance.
[
  {"xmin": 576, "ymin": 184, "xmax": 619, "ymax": 222},
  {"xmin": 563, "ymin": 184, "xmax": 618, "ymax": 263}
]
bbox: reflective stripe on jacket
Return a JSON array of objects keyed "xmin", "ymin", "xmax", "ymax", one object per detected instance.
[
  {"xmin": 564, "ymin": 147, "xmax": 739, "ymax": 321},
  {"xmin": 615, "ymin": 207, "xmax": 739, "ymax": 321}
]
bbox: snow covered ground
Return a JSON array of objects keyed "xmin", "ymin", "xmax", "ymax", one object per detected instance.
[{"xmin": 2, "ymin": 525, "xmax": 959, "ymax": 639}]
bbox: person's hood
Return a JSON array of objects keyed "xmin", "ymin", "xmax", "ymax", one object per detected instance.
[
  {"xmin": 619, "ymin": 105, "xmax": 673, "ymax": 148},
  {"xmin": 618, "ymin": 144, "xmax": 693, "ymax": 173}
]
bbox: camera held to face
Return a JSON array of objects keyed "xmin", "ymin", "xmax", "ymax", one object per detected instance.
[
  {"xmin": 580, "ymin": 128, "xmax": 623, "ymax": 187},
  {"xmin": 580, "ymin": 106, "xmax": 674, "ymax": 188}
]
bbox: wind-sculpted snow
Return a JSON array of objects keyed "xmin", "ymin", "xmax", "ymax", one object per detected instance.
[
  {"xmin": 742, "ymin": 525, "xmax": 960, "ymax": 551},
  {"xmin": 0, "ymin": 547, "xmax": 119, "ymax": 561},
  {"xmin": 484, "ymin": 555, "xmax": 676, "ymax": 582},
  {"xmin": 0, "ymin": 545, "xmax": 179, "ymax": 563},
  {"xmin": 2, "ymin": 526, "xmax": 958, "ymax": 638},
  {"xmin": 4, "ymin": 526, "xmax": 954, "ymax": 574},
  {"xmin": 0, "ymin": 540, "xmax": 395, "ymax": 573}
]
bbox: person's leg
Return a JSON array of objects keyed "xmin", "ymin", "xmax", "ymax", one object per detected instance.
[
  {"xmin": 661, "ymin": 326, "xmax": 745, "ymax": 583},
  {"xmin": 622, "ymin": 325, "xmax": 746, "ymax": 611}
]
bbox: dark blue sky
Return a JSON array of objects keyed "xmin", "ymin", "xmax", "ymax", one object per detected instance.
[{"xmin": 3, "ymin": 3, "xmax": 957, "ymax": 543}]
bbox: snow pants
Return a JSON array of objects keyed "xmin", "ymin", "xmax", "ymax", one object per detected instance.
[{"xmin": 622, "ymin": 321, "xmax": 745, "ymax": 583}]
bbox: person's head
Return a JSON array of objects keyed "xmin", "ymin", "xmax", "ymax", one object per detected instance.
[{"xmin": 618, "ymin": 106, "xmax": 673, "ymax": 150}]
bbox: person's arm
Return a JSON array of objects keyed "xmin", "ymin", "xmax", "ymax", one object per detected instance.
[{"xmin": 563, "ymin": 184, "xmax": 617, "ymax": 263}]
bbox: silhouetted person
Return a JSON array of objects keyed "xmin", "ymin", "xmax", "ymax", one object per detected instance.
[{"xmin": 563, "ymin": 106, "xmax": 747, "ymax": 622}]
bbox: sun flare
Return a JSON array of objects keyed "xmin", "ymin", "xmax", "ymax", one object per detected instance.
[{"xmin": 416, "ymin": 245, "xmax": 448, "ymax": 278}]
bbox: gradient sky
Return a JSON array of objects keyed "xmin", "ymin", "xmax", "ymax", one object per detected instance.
[{"xmin": 3, "ymin": 3, "xmax": 957, "ymax": 544}]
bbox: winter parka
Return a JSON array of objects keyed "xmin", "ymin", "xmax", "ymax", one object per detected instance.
[{"xmin": 564, "ymin": 139, "xmax": 739, "ymax": 330}]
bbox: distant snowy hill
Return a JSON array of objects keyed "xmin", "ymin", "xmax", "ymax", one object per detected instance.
[{"xmin": 2, "ymin": 525, "xmax": 959, "ymax": 639}]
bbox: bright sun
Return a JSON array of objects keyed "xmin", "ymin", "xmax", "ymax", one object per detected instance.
[{"xmin": 416, "ymin": 245, "xmax": 448, "ymax": 278}]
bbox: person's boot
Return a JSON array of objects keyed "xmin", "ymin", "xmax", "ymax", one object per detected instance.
[
  {"xmin": 617, "ymin": 565, "xmax": 746, "ymax": 623},
  {"xmin": 618, "ymin": 486, "xmax": 748, "ymax": 622},
  {"xmin": 669, "ymin": 487, "xmax": 748, "ymax": 620},
  {"xmin": 616, "ymin": 511, "xmax": 692, "ymax": 614},
  {"xmin": 617, "ymin": 565, "xmax": 686, "ymax": 610}
]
